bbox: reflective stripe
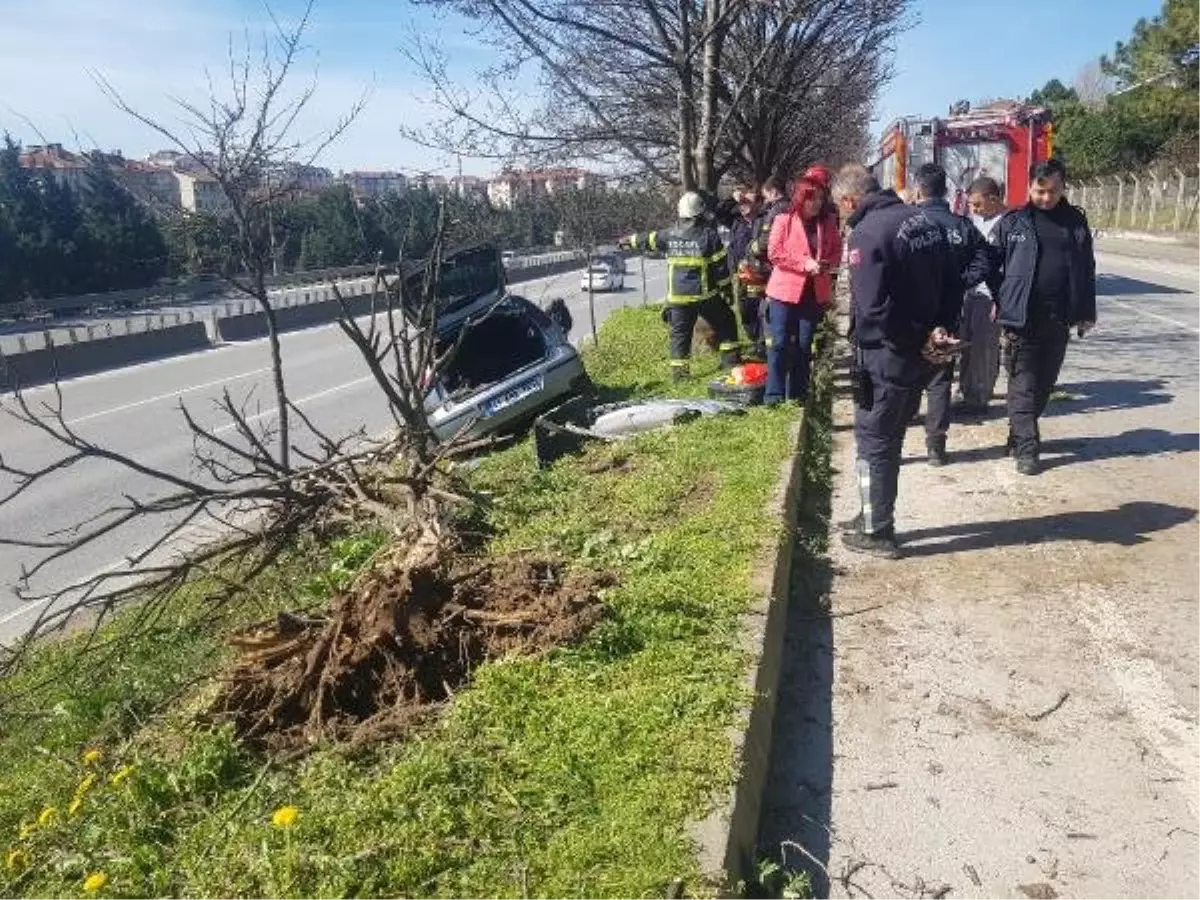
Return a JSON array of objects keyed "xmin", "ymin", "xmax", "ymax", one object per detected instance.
[
  {"xmin": 718, "ymin": 341, "xmax": 739, "ymax": 351},
  {"xmin": 709, "ymin": 247, "xmax": 728, "ymax": 265},
  {"xmin": 668, "ymin": 359, "xmax": 690, "ymax": 368}
]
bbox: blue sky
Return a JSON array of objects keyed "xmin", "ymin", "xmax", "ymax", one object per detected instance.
[
  {"xmin": 0, "ymin": 0, "xmax": 1164, "ymax": 176},
  {"xmin": 872, "ymin": 0, "xmax": 1163, "ymax": 133}
]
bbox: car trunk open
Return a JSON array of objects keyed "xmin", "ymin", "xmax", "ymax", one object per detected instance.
[{"xmin": 439, "ymin": 306, "xmax": 548, "ymax": 399}]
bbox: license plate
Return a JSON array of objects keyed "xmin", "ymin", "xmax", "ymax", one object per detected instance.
[{"xmin": 482, "ymin": 375, "xmax": 544, "ymax": 417}]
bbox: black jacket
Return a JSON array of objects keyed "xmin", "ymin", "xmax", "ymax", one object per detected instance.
[
  {"xmin": 916, "ymin": 198, "xmax": 993, "ymax": 297},
  {"xmin": 745, "ymin": 196, "xmax": 790, "ymax": 274},
  {"xmin": 728, "ymin": 216, "xmax": 754, "ymax": 268},
  {"xmin": 846, "ymin": 190, "xmax": 961, "ymax": 351},
  {"xmin": 986, "ymin": 201, "xmax": 1096, "ymax": 329}
]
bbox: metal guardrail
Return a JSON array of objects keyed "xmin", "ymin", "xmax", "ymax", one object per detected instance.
[{"xmin": 0, "ymin": 250, "xmax": 588, "ymax": 324}]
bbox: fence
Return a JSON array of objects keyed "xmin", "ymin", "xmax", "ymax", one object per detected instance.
[{"xmin": 1068, "ymin": 168, "xmax": 1200, "ymax": 234}]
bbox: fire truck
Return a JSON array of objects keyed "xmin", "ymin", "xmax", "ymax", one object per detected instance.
[{"xmin": 869, "ymin": 100, "xmax": 1054, "ymax": 212}]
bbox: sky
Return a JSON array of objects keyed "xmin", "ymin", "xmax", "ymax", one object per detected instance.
[
  {"xmin": 871, "ymin": 0, "xmax": 1163, "ymax": 136},
  {"xmin": 0, "ymin": 0, "xmax": 1165, "ymax": 177}
]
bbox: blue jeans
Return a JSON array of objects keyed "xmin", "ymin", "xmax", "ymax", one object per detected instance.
[{"xmin": 765, "ymin": 298, "xmax": 820, "ymax": 403}]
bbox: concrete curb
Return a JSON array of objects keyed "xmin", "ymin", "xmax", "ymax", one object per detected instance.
[{"xmin": 692, "ymin": 395, "xmax": 816, "ymax": 892}]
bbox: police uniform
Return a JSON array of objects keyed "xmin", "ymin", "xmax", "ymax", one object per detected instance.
[
  {"xmin": 914, "ymin": 197, "xmax": 993, "ymax": 461},
  {"xmin": 987, "ymin": 200, "xmax": 1096, "ymax": 469},
  {"xmin": 625, "ymin": 218, "xmax": 740, "ymax": 376},
  {"xmin": 845, "ymin": 190, "xmax": 961, "ymax": 548}
]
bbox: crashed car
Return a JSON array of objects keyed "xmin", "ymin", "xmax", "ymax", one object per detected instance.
[{"xmin": 403, "ymin": 243, "xmax": 590, "ymax": 442}]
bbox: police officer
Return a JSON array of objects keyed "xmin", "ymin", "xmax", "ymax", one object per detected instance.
[
  {"xmin": 621, "ymin": 192, "xmax": 741, "ymax": 380},
  {"xmin": 912, "ymin": 162, "xmax": 993, "ymax": 466},
  {"xmin": 833, "ymin": 164, "xmax": 961, "ymax": 558},
  {"xmin": 987, "ymin": 159, "xmax": 1096, "ymax": 475}
]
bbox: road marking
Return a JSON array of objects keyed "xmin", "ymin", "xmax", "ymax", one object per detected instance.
[
  {"xmin": 1077, "ymin": 590, "xmax": 1199, "ymax": 817},
  {"xmin": 0, "ymin": 595, "xmax": 51, "ymax": 628},
  {"xmin": 211, "ymin": 375, "xmax": 375, "ymax": 434},
  {"xmin": 63, "ymin": 367, "xmax": 272, "ymax": 425},
  {"xmin": 1103, "ymin": 297, "xmax": 1200, "ymax": 335}
]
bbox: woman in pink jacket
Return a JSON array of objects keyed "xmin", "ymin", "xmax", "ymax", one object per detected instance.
[{"xmin": 763, "ymin": 166, "xmax": 842, "ymax": 405}]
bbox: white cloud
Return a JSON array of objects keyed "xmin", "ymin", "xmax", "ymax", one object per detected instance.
[{"xmin": 0, "ymin": 0, "xmax": 501, "ymax": 174}]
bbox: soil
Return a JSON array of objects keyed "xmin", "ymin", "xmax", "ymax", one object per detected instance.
[{"xmin": 212, "ymin": 539, "xmax": 614, "ymax": 756}]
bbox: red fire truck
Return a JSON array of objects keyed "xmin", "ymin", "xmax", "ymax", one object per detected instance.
[{"xmin": 869, "ymin": 100, "xmax": 1054, "ymax": 212}]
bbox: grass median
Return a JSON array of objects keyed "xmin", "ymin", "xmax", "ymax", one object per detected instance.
[{"xmin": 0, "ymin": 305, "xmax": 804, "ymax": 898}]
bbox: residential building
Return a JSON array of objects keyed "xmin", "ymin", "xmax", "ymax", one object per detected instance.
[
  {"xmin": 18, "ymin": 143, "xmax": 91, "ymax": 193},
  {"xmin": 276, "ymin": 162, "xmax": 334, "ymax": 193},
  {"xmin": 449, "ymin": 174, "xmax": 487, "ymax": 199},
  {"xmin": 175, "ymin": 171, "xmax": 229, "ymax": 214},
  {"xmin": 119, "ymin": 160, "xmax": 182, "ymax": 208},
  {"xmin": 343, "ymin": 170, "xmax": 408, "ymax": 200}
]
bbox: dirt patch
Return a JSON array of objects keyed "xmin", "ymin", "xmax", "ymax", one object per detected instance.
[
  {"xmin": 211, "ymin": 538, "xmax": 614, "ymax": 757},
  {"xmin": 679, "ymin": 471, "xmax": 719, "ymax": 516}
]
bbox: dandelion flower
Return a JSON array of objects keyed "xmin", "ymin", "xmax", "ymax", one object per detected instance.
[
  {"xmin": 82, "ymin": 871, "xmax": 108, "ymax": 893},
  {"xmin": 271, "ymin": 805, "xmax": 300, "ymax": 829},
  {"xmin": 76, "ymin": 773, "xmax": 98, "ymax": 796},
  {"xmin": 17, "ymin": 821, "xmax": 36, "ymax": 840},
  {"xmin": 5, "ymin": 848, "xmax": 28, "ymax": 872},
  {"xmin": 109, "ymin": 766, "xmax": 135, "ymax": 788},
  {"xmin": 68, "ymin": 797, "xmax": 84, "ymax": 817},
  {"xmin": 36, "ymin": 807, "xmax": 56, "ymax": 827},
  {"xmin": 81, "ymin": 749, "xmax": 103, "ymax": 766}
]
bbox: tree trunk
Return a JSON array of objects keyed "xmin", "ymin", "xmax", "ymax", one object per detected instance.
[
  {"xmin": 676, "ymin": 0, "xmax": 697, "ymax": 191},
  {"xmin": 696, "ymin": 0, "xmax": 723, "ymax": 192},
  {"xmin": 254, "ymin": 270, "xmax": 291, "ymax": 473}
]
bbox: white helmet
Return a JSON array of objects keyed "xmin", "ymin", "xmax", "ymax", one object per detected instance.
[{"xmin": 677, "ymin": 191, "xmax": 706, "ymax": 219}]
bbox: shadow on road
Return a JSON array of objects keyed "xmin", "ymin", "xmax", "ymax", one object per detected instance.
[
  {"xmin": 938, "ymin": 427, "xmax": 1198, "ymax": 468},
  {"xmin": 1043, "ymin": 378, "xmax": 1175, "ymax": 417},
  {"xmin": 1096, "ymin": 273, "xmax": 1192, "ymax": 296},
  {"xmin": 901, "ymin": 500, "xmax": 1197, "ymax": 557}
]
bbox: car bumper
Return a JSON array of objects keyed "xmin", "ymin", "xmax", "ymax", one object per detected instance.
[{"xmin": 428, "ymin": 348, "xmax": 588, "ymax": 442}]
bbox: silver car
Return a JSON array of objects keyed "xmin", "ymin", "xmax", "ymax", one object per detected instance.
[{"xmin": 413, "ymin": 244, "xmax": 589, "ymax": 442}]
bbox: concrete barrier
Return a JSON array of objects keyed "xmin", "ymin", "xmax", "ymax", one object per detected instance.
[
  {"xmin": 216, "ymin": 294, "xmax": 377, "ymax": 342},
  {"xmin": 0, "ymin": 322, "xmax": 211, "ymax": 390}
]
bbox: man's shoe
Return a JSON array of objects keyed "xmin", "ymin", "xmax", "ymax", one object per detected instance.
[
  {"xmin": 1016, "ymin": 455, "xmax": 1040, "ymax": 476},
  {"xmin": 927, "ymin": 441, "xmax": 948, "ymax": 467},
  {"xmin": 841, "ymin": 528, "xmax": 901, "ymax": 559},
  {"xmin": 837, "ymin": 513, "xmax": 863, "ymax": 533}
]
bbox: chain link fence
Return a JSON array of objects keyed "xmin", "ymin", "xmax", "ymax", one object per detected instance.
[{"xmin": 1068, "ymin": 168, "xmax": 1200, "ymax": 234}]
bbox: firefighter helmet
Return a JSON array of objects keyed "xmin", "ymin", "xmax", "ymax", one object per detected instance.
[{"xmin": 677, "ymin": 192, "xmax": 706, "ymax": 219}]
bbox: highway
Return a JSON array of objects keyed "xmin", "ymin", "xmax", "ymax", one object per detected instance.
[{"xmin": 0, "ymin": 259, "xmax": 668, "ymax": 642}]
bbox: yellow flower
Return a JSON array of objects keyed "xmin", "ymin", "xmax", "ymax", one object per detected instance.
[
  {"xmin": 82, "ymin": 871, "xmax": 108, "ymax": 893},
  {"xmin": 5, "ymin": 848, "xmax": 28, "ymax": 872},
  {"xmin": 68, "ymin": 797, "xmax": 84, "ymax": 817},
  {"xmin": 76, "ymin": 773, "xmax": 98, "ymax": 796},
  {"xmin": 109, "ymin": 766, "xmax": 134, "ymax": 787},
  {"xmin": 81, "ymin": 749, "xmax": 103, "ymax": 766},
  {"xmin": 17, "ymin": 821, "xmax": 36, "ymax": 840},
  {"xmin": 271, "ymin": 805, "xmax": 300, "ymax": 829},
  {"xmin": 36, "ymin": 807, "xmax": 56, "ymax": 827}
]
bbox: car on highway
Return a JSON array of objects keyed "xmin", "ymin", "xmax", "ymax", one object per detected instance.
[
  {"xmin": 580, "ymin": 256, "xmax": 625, "ymax": 292},
  {"xmin": 405, "ymin": 243, "xmax": 590, "ymax": 443}
]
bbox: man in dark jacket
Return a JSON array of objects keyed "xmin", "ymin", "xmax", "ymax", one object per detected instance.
[
  {"xmin": 621, "ymin": 191, "xmax": 741, "ymax": 380},
  {"xmin": 741, "ymin": 176, "xmax": 789, "ymax": 352},
  {"xmin": 912, "ymin": 162, "xmax": 994, "ymax": 465},
  {"xmin": 834, "ymin": 164, "xmax": 962, "ymax": 558},
  {"xmin": 987, "ymin": 158, "xmax": 1096, "ymax": 475}
]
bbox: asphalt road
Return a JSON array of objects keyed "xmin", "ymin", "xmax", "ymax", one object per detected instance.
[
  {"xmin": 0, "ymin": 259, "xmax": 667, "ymax": 642},
  {"xmin": 761, "ymin": 251, "xmax": 1199, "ymax": 897}
]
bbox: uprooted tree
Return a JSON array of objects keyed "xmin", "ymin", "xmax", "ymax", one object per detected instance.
[
  {"xmin": 0, "ymin": 2, "xmax": 608, "ymax": 755},
  {"xmin": 403, "ymin": 0, "xmax": 907, "ymax": 190}
]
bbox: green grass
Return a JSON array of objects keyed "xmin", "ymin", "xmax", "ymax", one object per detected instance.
[{"xmin": 0, "ymin": 306, "xmax": 805, "ymax": 899}]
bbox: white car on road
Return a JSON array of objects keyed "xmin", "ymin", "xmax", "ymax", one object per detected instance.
[{"xmin": 580, "ymin": 258, "xmax": 625, "ymax": 293}]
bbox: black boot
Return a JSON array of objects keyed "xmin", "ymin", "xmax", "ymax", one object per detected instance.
[
  {"xmin": 837, "ymin": 512, "xmax": 863, "ymax": 533},
  {"xmin": 927, "ymin": 437, "xmax": 948, "ymax": 467},
  {"xmin": 842, "ymin": 527, "xmax": 901, "ymax": 559},
  {"xmin": 719, "ymin": 344, "xmax": 742, "ymax": 370},
  {"xmin": 1016, "ymin": 455, "xmax": 1040, "ymax": 476}
]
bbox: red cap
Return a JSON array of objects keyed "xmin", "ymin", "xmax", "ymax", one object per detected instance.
[{"xmin": 800, "ymin": 164, "xmax": 831, "ymax": 190}]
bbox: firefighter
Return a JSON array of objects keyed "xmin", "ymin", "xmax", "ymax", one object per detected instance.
[
  {"xmin": 833, "ymin": 164, "xmax": 962, "ymax": 559},
  {"xmin": 620, "ymin": 192, "xmax": 741, "ymax": 380},
  {"xmin": 911, "ymin": 162, "xmax": 993, "ymax": 466},
  {"xmin": 987, "ymin": 159, "xmax": 1096, "ymax": 475}
]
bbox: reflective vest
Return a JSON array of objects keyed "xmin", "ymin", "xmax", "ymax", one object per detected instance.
[{"xmin": 628, "ymin": 220, "xmax": 732, "ymax": 305}]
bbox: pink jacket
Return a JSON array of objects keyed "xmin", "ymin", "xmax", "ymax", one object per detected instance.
[{"xmin": 765, "ymin": 210, "xmax": 842, "ymax": 306}]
